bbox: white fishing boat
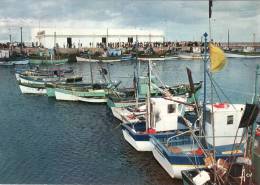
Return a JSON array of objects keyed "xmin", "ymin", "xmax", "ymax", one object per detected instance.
[
  {"xmin": 0, "ymin": 61, "xmax": 14, "ymax": 66},
  {"xmin": 138, "ymin": 56, "xmax": 178, "ymax": 61},
  {"xmin": 76, "ymin": 56, "xmax": 121, "ymax": 63},
  {"xmin": 178, "ymin": 47, "xmax": 203, "ymax": 60},
  {"xmin": 151, "ymin": 103, "xmax": 246, "ymax": 179},
  {"xmin": 19, "ymin": 84, "xmax": 47, "ymax": 94},
  {"xmin": 19, "ymin": 75, "xmax": 45, "ymax": 85},
  {"xmin": 17, "ymin": 73, "xmax": 82, "ymax": 85},
  {"xmin": 121, "ymin": 60, "xmax": 191, "ymax": 151},
  {"xmin": 122, "ymin": 96, "xmax": 188, "ymax": 152},
  {"xmin": 76, "ymin": 56, "xmax": 99, "ymax": 62},
  {"xmin": 225, "ymin": 52, "xmax": 260, "ymax": 58},
  {"xmin": 13, "ymin": 59, "xmax": 29, "ymax": 65}
]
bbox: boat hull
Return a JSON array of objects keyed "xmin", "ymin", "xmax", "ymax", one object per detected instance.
[
  {"xmin": 150, "ymin": 134, "xmax": 244, "ymax": 180},
  {"xmin": 0, "ymin": 61, "xmax": 14, "ymax": 66},
  {"xmin": 13, "ymin": 60, "xmax": 29, "ymax": 65},
  {"xmin": 55, "ymin": 90, "xmax": 107, "ymax": 103},
  {"xmin": 19, "ymin": 85, "xmax": 46, "ymax": 94},
  {"xmin": 29, "ymin": 58, "xmax": 68, "ymax": 65},
  {"xmin": 138, "ymin": 56, "xmax": 178, "ymax": 61},
  {"xmin": 76, "ymin": 56, "xmax": 121, "ymax": 63},
  {"xmin": 152, "ymin": 144, "xmax": 203, "ymax": 179},
  {"xmin": 76, "ymin": 56, "xmax": 99, "ymax": 62},
  {"xmin": 19, "ymin": 76, "xmax": 45, "ymax": 85},
  {"xmin": 225, "ymin": 53, "xmax": 260, "ymax": 58},
  {"xmin": 46, "ymin": 88, "xmax": 56, "ymax": 97},
  {"xmin": 122, "ymin": 129, "xmax": 153, "ymax": 151},
  {"xmin": 178, "ymin": 54, "xmax": 202, "ymax": 60}
]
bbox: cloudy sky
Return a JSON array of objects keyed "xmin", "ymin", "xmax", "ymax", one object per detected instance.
[{"xmin": 0, "ymin": 0, "xmax": 259, "ymax": 42}]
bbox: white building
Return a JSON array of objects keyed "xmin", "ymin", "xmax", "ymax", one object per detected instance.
[{"xmin": 31, "ymin": 28, "xmax": 165, "ymax": 48}]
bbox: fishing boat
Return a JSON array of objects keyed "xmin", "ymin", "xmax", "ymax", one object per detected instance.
[
  {"xmin": 108, "ymin": 58, "xmax": 202, "ymax": 123},
  {"xmin": 53, "ymin": 79, "xmax": 121, "ymax": 103},
  {"xmin": 45, "ymin": 82, "xmax": 87, "ymax": 97},
  {"xmin": 180, "ymin": 104, "xmax": 259, "ymax": 184},
  {"xmin": 17, "ymin": 74, "xmax": 82, "ymax": 85},
  {"xmin": 0, "ymin": 59, "xmax": 29, "ymax": 66},
  {"xmin": 13, "ymin": 59, "xmax": 29, "ymax": 65},
  {"xmin": 0, "ymin": 61, "xmax": 14, "ymax": 66},
  {"xmin": 108, "ymin": 77, "xmax": 202, "ymax": 118},
  {"xmin": 121, "ymin": 60, "xmax": 195, "ymax": 151},
  {"xmin": 16, "ymin": 67, "xmax": 73, "ymax": 80},
  {"xmin": 0, "ymin": 54, "xmax": 29, "ymax": 66},
  {"xmin": 29, "ymin": 58, "xmax": 68, "ymax": 65},
  {"xmin": 54, "ymin": 88, "xmax": 108, "ymax": 103},
  {"xmin": 138, "ymin": 55, "xmax": 178, "ymax": 61},
  {"xmin": 225, "ymin": 51, "xmax": 260, "ymax": 58},
  {"xmin": 149, "ymin": 31, "xmax": 251, "ymax": 179},
  {"xmin": 53, "ymin": 62, "xmax": 121, "ymax": 103},
  {"xmin": 121, "ymin": 96, "xmax": 190, "ymax": 151},
  {"xmin": 151, "ymin": 102, "xmax": 248, "ymax": 179},
  {"xmin": 76, "ymin": 54, "xmax": 135, "ymax": 63},
  {"xmin": 19, "ymin": 83, "xmax": 47, "ymax": 95},
  {"xmin": 76, "ymin": 49, "xmax": 134, "ymax": 63},
  {"xmin": 181, "ymin": 65, "xmax": 260, "ymax": 185},
  {"xmin": 178, "ymin": 47, "xmax": 203, "ymax": 60}
]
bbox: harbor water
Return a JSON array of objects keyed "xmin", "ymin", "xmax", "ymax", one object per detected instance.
[{"xmin": 0, "ymin": 58, "xmax": 259, "ymax": 184}]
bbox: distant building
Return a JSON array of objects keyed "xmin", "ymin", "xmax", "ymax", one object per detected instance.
[
  {"xmin": 0, "ymin": 50, "xmax": 9, "ymax": 58},
  {"xmin": 31, "ymin": 28, "xmax": 165, "ymax": 49}
]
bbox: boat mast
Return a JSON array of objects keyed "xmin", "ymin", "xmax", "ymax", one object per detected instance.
[
  {"xmin": 253, "ymin": 33, "xmax": 256, "ymax": 52},
  {"xmin": 227, "ymin": 29, "xmax": 230, "ymax": 50},
  {"xmin": 90, "ymin": 63, "xmax": 94, "ymax": 86},
  {"xmin": 252, "ymin": 65, "xmax": 260, "ymax": 155},
  {"xmin": 20, "ymin": 27, "xmax": 23, "ymax": 54},
  {"xmin": 146, "ymin": 60, "xmax": 152, "ymax": 131},
  {"xmin": 54, "ymin": 31, "xmax": 56, "ymax": 49},
  {"xmin": 202, "ymin": 32, "xmax": 208, "ymax": 137},
  {"xmin": 134, "ymin": 59, "xmax": 140, "ymax": 108},
  {"xmin": 208, "ymin": 0, "xmax": 216, "ymax": 182}
]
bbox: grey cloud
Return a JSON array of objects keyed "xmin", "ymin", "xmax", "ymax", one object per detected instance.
[{"xmin": 0, "ymin": 0, "xmax": 259, "ymax": 42}]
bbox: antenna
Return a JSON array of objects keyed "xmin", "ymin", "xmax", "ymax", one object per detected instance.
[{"xmin": 228, "ymin": 29, "xmax": 230, "ymax": 50}]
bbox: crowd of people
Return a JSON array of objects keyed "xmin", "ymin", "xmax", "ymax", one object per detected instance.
[{"xmin": 95, "ymin": 41, "xmax": 205, "ymax": 49}]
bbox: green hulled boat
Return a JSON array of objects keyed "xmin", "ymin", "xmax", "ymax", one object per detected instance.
[
  {"xmin": 54, "ymin": 88, "xmax": 110, "ymax": 103},
  {"xmin": 29, "ymin": 58, "xmax": 68, "ymax": 65}
]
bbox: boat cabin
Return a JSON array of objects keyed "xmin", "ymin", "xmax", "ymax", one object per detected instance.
[
  {"xmin": 149, "ymin": 97, "xmax": 187, "ymax": 132},
  {"xmin": 205, "ymin": 103, "xmax": 245, "ymax": 148}
]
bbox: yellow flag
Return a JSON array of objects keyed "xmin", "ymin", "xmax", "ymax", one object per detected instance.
[{"xmin": 209, "ymin": 43, "xmax": 227, "ymax": 72}]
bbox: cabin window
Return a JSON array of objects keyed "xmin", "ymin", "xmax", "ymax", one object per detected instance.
[
  {"xmin": 168, "ymin": 104, "xmax": 176, "ymax": 114},
  {"xmin": 227, "ymin": 115, "xmax": 234, "ymax": 125}
]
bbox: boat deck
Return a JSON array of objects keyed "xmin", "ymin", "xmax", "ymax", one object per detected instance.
[{"xmin": 166, "ymin": 143, "xmax": 199, "ymax": 154}]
